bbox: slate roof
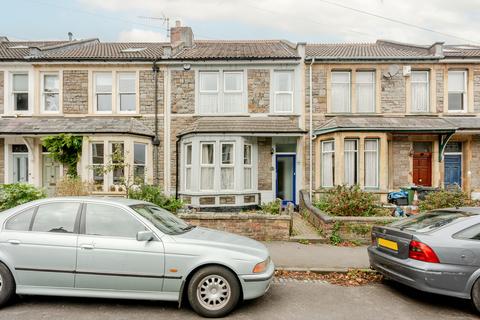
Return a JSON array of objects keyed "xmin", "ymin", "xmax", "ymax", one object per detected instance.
[
  {"xmin": 173, "ymin": 40, "xmax": 299, "ymax": 60},
  {"xmin": 443, "ymin": 45, "xmax": 480, "ymax": 58},
  {"xmin": 443, "ymin": 117, "xmax": 480, "ymax": 130},
  {"xmin": 178, "ymin": 117, "xmax": 305, "ymax": 137},
  {"xmin": 0, "ymin": 117, "xmax": 154, "ymax": 137},
  {"xmin": 0, "ymin": 40, "xmax": 72, "ymax": 60},
  {"xmin": 314, "ymin": 116, "xmax": 458, "ymax": 134}
]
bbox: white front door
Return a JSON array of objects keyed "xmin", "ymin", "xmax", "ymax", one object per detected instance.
[
  {"xmin": 42, "ymin": 155, "xmax": 61, "ymax": 196},
  {"xmin": 13, "ymin": 153, "xmax": 29, "ymax": 183}
]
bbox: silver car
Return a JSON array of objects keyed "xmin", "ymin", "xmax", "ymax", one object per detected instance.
[
  {"xmin": 0, "ymin": 197, "xmax": 274, "ymax": 318},
  {"xmin": 368, "ymin": 208, "xmax": 480, "ymax": 313}
]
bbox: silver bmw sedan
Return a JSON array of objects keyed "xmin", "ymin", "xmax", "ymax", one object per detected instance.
[
  {"xmin": 369, "ymin": 208, "xmax": 480, "ymax": 313},
  {"xmin": 0, "ymin": 197, "xmax": 274, "ymax": 318}
]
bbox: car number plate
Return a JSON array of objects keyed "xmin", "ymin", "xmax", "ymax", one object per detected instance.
[{"xmin": 378, "ymin": 238, "xmax": 398, "ymax": 251}]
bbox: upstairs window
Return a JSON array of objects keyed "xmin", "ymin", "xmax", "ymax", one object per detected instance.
[
  {"xmin": 118, "ymin": 72, "xmax": 136, "ymax": 112},
  {"xmin": 331, "ymin": 72, "xmax": 351, "ymax": 113},
  {"xmin": 94, "ymin": 72, "xmax": 113, "ymax": 112},
  {"xmin": 448, "ymin": 70, "xmax": 467, "ymax": 112},
  {"xmin": 273, "ymin": 71, "xmax": 294, "ymax": 112},
  {"xmin": 41, "ymin": 73, "xmax": 60, "ymax": 113},
  {"xmin": 12, "ymin": 73, "xmax": 29, "ymax": 112},
  {"xmin": 356, "ymin": 71, "xmax": 375, "ymax": 113},
  {"xmin": 198, "ymin": 71, "xmax": 244, "ymax": 114},
  {"xmin": 411, "ymin": 71, "xmax": 429, "ymax": 113}
]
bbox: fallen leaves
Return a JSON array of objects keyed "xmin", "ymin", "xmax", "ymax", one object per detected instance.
[{"xmin": 275, "ymin": 269, "xmax": 383, "ymax": 286}]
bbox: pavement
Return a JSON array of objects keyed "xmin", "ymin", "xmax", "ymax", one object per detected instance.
[
  {"xmin": 2, "ymin": 280, "xmax": 476, "ymax": 319},
  {"xmin": 264, "ymin": 241, "xmax": 370, "ymax": 270}
]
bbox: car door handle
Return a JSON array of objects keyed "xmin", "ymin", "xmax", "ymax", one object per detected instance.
[
  {"xmin": 7, "ymin": 239, "xmax": 21, "ymax": 245},
  {"xmin": 80, "ymin": 244, "xmax": 94, "ymax": 250}
]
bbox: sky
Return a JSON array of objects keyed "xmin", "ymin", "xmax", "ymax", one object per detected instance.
[{"xmin": 2, "ymin": 0, "xmax": 480, "ymax": 45}]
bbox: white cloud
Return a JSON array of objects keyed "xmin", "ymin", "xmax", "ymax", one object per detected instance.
[
  {"xmin": 118, "ymin": 28, "xmax": 166, "ymax": 42},
  {"xmin": 79, "ymin": 0, "xmax": 480, "ymax": 44}
]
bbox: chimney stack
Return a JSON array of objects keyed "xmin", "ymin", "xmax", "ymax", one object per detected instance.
[
  {"xmin": 68, "ymin": 32, "xmax": 73, "ymax": 41},
  {"xmin": 429, "ymin": 41, "xmax": 444, "ymax": 57},
  {"xmin": 170, "ymin": 20, "xmax": 194, "ymax": 47}
]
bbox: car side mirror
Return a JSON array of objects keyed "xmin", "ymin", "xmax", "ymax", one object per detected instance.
[{"xmin": 136, "ymin": 230, "xmax": 154, "ymax": 242}]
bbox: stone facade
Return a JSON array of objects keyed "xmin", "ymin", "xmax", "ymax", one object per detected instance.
[
  {"xmin": 169, "ymin": 116, "xmax": 196, "ymax": 190},
  {"xmin": 471, "ymin": 137, "xmax": 480, "ymax": 190},
  {"xmin": 0, "ymin": 138, "xmax": 4, "ymax": 184},
  {"xmin": 170, "ymin": 70, "xmax": 195, "ymax": 114},
  {"xmin": 179, "ymin": 213, "xmax": 292, "ymax": 241},
  {"xmin": 63, "ymin": 70, "xmax": 88, "ymax": 114},
  {"xmin": 381, "ymin": 68, "xmax": 405, "ymax": 113},
  {"xmin": 474, "ymin": 67, "xmax": 480, "ymax": 113},
  {"xmin": 392, "ymin": 138, "xmax": 411, "ymax": 189},
  {"xmin": 258, "ymin": 137, "xmax": 272, "ymax": 190},
  {"xmin": 247, "ymin": 69, "xmax": 270, "ymax": 113},
  {"xmin": 435, "ymin": 68, "xmax": 444, "ymax": 113},
  {"xmin": 139, "ymin": 70, "xmax": 164, "ymax": 114},
  {"xmin": 137, "ymin": 117, "xmax": 164, "ymax": 187},
  {"xmin": 0, "ymin": 71, "xmax": 3, "ymax": 115},
  {"xmin": 305, "ymin": 66, "xmax": 327, "ymax": 114}
]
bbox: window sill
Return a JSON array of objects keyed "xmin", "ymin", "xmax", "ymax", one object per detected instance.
[
  {"xmin": 194, "ymin": 114, "xmax": 250, "ymax": 117},
  {"xmin": 268, "ymin": 113, "xmax": 300, "ymax": 117},
  {"xmin": 325, "ymin": 113, "xmax": 378, "ymax": 117}
]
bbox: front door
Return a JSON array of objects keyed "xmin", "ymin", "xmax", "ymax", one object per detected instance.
[
  {"xmin": 276, "ymin": 155, "xmax": 296, "ymax": 205},
  {"xmin": 444, "ymin": 154, "xmax": 462, "ymax": 188},
  {"xmin": 13, "ymin": 154, "xmax": 28, "ymax": 183},
  {"xmin": 75, "ymin": 203, "xmax": 165, "ymax": 292},
  {"xmin": 42, "ymin": 155, "xmax": 61, "ymax": 196},
  {"xmin": 413, "ymin": 152, "xmax": 432, "ymax": 186}
]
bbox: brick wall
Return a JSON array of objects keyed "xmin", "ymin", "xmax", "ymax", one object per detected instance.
[
  {"xmin": 258, "ymin": 137, "xmax": 272, "ymax": 190},
  {"xmin": 171, "ymin": 70, "xmax": 195, "ymax": 114},
  {"xmin": 179, "ymin": 213, "xmax": 292, "ymax": 241},
  {"xmin": 139, "ymin": 70, "xmax": 164, "ymax": 114},
  {"xmin": 474, "ymin": 67, "xmax": 480, "ymax": 113},
  {"xmin": 392, "ymin": 138, "xmax": 411, "ymax": 188},
  {"xmin": 381, "ymin": 68, "xmax": 405, "ymax": 113},
  {"xmin": 436, "ymin": 68, "xmax": 444, "ymax": 113},
  {"xmin": 471, "ymin": 137, "xmax": 480, "ymax": 190},
  {"xmin": 63, "ymin": 70, "xmax": 88, "ymax": 114},
  {"xmin": 247, "ymin": 69, "xmax": 270, "ymax": 113},
  {"xmin": 0, "ymin": 71, "xmax": 3, "ymax": 114},
  {"xmin": 0, "ymin": 138, "xmax": 4, "ymax": 184}
]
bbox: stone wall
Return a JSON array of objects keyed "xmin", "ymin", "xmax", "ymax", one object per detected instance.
[
  {"xmin": 435, "ymin": 68, "xmax": 444, "ymax": 113},
  {"xmin": 471, "ymin": 137, "xmax": 480, "ymax": 190},
  {"xmin": 136, "ymin": 117, "xmax": 164, "ymax": 187},
  {"xmin": 170, "ymin": 70, "xmax": 195, "ymax": 114},
  {"xmin": 179, "ymin": 213, "xmax": 292, "ymax": 241},
  {"xmin": 139, "ymin": 70, "xmax": 164, "ymax": 114},
  {"xmin": 257, "ymin": 137, "xmax": 272, "ymax": 190},
  {"xmin": 63, "ymin": 70, "xmax": 88, "ymax": 114},
  {"xmin": 247, "ymin": 69, "xmax": 270, "ymax": 113},
  {"xmin": 305, "ymin": 66, "xmax": 327, "ymax": 114},
  {"xmin": 0, "ymin": 71, "xmax": 3, "ymax": 114},
  {"xmin": 474, "ymin": 67, "xmax": 480, "ymax": 113},
  {"xmin": 392, "ymin": 138, "xmax": 411, "ymax": 189},
  {"xmin": 170, "ymin": 116, "xmax": 197, "ymax": 190},
  {"xmin": 381, "ymin": 68, "xmax": 405, "ymax": 113},
  {"xmin": 0, "ymin": 138, "xmax": 4, "ymax": 184}
]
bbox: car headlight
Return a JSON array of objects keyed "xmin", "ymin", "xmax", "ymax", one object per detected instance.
[{"xmin": 253, "ymin": 257, "xmax": 270, "ymax": 273}]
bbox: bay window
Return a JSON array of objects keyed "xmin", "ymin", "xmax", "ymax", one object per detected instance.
[
  {"xmin": 184, "ymin": 144, "xmax": 192, "ymax": 190},
  {"xmin": 244, "ymin": 144, "xmax": 253, "ymax": 190},
  {"xmin": 321, "ymin": 141, "xmax": 335, "ymax": 187},
  {"xmin": 273, "ymin": 70, "xmax": 294, "ymax": 112},
  {"xmin": 133, "ymin": 143, "xmax": 146, "ymax": 184},
  {"xmin": 344, "ymin": 139, "xmax": 358, "ymax": 186},
  {"xmin": 356, "ymin": 71, "xmax": 375, "ymax": 113},
  {"xmin": 12, "ymin": 73, "xmax": 29, "ymax": 112},
  {"xmin": 331, "ymin": 72, "xmax": 351, "ymax": 113},
  {"xmin": 91, "ymin": 143, "xmax": 105, "ymax": 186},
  {"xmin": 94, "ymin": 72, "xmax": 113, "ymax": 112},
  {"xmin": 110, "ymin": 142, "xmax": 124, "ymax": 185},
  {"xmin": 118, "ymin": 72, "xmax": 136, "ymax": 112},
  {"xmin": 448, "ymin": 70, "xmax": 467, "ymax": 112},
  {"xmin": 364, "ymin": 139, "xmax": 379, "ymax": 188},
  {"xmin": 220, "ymin": 143, "xmax": 235, "ymax": 190},
  {"xmin": 200, "ymin": 143, "xmax": 215, "ymax": 190},
  {"xmin": 41, "ymin": 73, "xmax": 60, "ymax": 113},
  {"xmin": 411, "ymin": 71, "xmax": 429, "ymax": 113},
  {"xmin": 198, "ymin": 70, "xmax": 245, "ymax": 114}
]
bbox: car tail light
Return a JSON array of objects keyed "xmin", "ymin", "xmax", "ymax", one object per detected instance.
[
  {"xmin": 409, "ymin": 240, "xmax": 440, "ymax": 263},
  {"xmin": 371, "ymin": 232, "xmax": 377, "ymax": 246}
]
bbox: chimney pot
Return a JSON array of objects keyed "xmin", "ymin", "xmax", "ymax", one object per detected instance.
[{"xmin": 175, "ymin": 20, "xmax": 181, "ymax": 27}]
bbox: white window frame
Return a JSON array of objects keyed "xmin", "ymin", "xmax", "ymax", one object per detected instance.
[
  {"xmin": 200, "ymin": 142, "xmax": 216, "ymax": 191},
  {"xmin": 220, "ymin": 142, "xmax": 235, "ymax": 191},
  {"xmin": 273, "ymin": 70, "xmax": 294, "ymax": 113},
  {"xmin": 40, "ymin": 72, "xmax": 60, "ymax": 114},
  {"xmin": 117, "ymin": 72, "xmax": 137, "ymax": 114},
  {"xmin": 184, "ymin": 143, "xmax": 192, "ymax": 191},
  {"xmin": 331, "ymin": 71, "xmax": 351, "ymax": 113},
  {"xmin": 133, "ymin": 142, "xmax": 147, "ymax": 185},
  {"xmin": 448, "ymin": 70, "xmax": 467, "ymax": 113},
  {"xmin": 90, "ymin": 142, "xmax": 105, "ymax": 189},
  {"xmin": 198, "ymin": 71, "xmax": 220, "ymax": 114},
  {"xmin": 10, "ymin": 72, "xmax": 30, "ymax": 113},
  {"xmin": 356, "ymin": 71, "xmax": 375, "ymax": 113},
  {"xmin": 411, "ymin": 70, "xmax": 430, "ymax": 113},
  {"xmin": 93, "ymin": 72, "xmax": 113, "ymax": 114},
  {"xmin": 364, "ymin": 139, "xmax": 380, "ymax": 189},
  {"xmin": 343, "ymin": 139, "xmax": 359, "ymax": 186},
  {"xmin": 321, "ymin": 140, "xmax": 335, "ymax": 187},
  {"xmin": 243, "ymin": 143, "xmax": 253, "ymax": 190}
]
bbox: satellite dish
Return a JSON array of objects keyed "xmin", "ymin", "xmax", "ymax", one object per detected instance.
[{"xmin": 383, "ymin": 65, "xmax": 400, "ymax": 79}]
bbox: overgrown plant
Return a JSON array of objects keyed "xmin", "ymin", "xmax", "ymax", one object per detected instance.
[
  {"xmin": 260, "ymin": 199, "xmax": 282, "ymax": 215},
  {"xmin": 128, "ymin": 184, "xmax": 184, "ymax": 213},
  {"xmin": 42, "ymin": 134, "xmax": 83, "ymax": 177},
  {"xmin": 55, "ymin": 176, "xmax": 92, "ymax": 196},
  {"xmin": 0, "ymin": 183, "xmax": 46, "ymax": 211},
  {"xmin": 419, "ymin": 189, "xmax": 477, "ymax": 211},
  {"xmin": 329, "ymin": 221, "xmax": 343, "ymax": 245}
]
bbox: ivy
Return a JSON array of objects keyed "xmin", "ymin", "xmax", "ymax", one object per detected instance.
[{"xmin": 42, "ymin": 134, "xmax": 83, "ymax": 177}]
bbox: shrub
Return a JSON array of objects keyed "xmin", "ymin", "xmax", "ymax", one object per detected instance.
[
  {"xmin": 42, "ymin": 134, "xmax": 83, "ymax": 177},
  {"xmin": 260, "ymin": 199, "xmax": 282, "ymax": 215},
  {"xmin": 55, "ymin": 176, "xmax": 92, "ymax": 196},
  {"xmin": 128, "ymin": 185, "xmax": 184, "ymax": 213},
  {"xmin": 419, "ymin": 189, "xmax": 477, "ymax": 211},
  {"xmin": 0, "ymin": 183, "xmax": 46, "ymax": 211},
  {"xmin": 313, "ymin": 185, "xmax": 386, "ymax": 217}
]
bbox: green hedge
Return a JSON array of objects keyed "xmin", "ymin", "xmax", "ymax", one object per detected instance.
[
  {"xmin": 128, "ymin": 185, "xmax": 184, "ymax": 213},
  {"xmin": 0, "ymin": 183, "xmax": 46, "ymax": 211}
]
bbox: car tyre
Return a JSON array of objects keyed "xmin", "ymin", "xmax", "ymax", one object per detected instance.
[
  {"xmin": 187, "ymin": 266, "xmax": 240, "ymax": 318},
  {"xmin": 472, "ymin": 278, "xmax": 480, "ymax": 313},
  {"xmin": 0, "ymin": 263, "xmax": 15, "ymax": 308}
]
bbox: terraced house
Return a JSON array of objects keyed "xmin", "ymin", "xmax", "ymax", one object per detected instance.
[
  {"xmin": 305, "ymin": 41, "xmax": 480, "ymax": 200},
  {"xmin": 0, "ymin": 23, "xmax": 306, "ymax": 210}
]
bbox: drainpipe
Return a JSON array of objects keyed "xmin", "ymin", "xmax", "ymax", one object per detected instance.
[
  {"xmin": 309, "ymin": 58, "xmax": 315, "ymax": 200},
  {"xmin": 175, "ymin": 137, "xmax": 180, "ymax": 200},
  {"xmin": 152, "ymin": 61, "xmax": 161, "ymax": 185}
]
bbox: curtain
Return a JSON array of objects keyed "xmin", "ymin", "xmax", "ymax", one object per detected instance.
[
  {"xmin": 331, "ymin": 72, "xmax": 350, "ymax": 112},
  {"xmin": 356, "ymin": 72, "xmax": 374, "ymax": 113},
  {"xmin": 275, "ymin": 93, "xmax": 293, "ymax": 112},
  {"xmin": 244, "ymin": 168, "xmax": 252, "ymax": 189},
  {"xmin": 224, "ymin": 93, "xmax": 242, "ymax": 113},
  {"xmin": 322, "ymin": 141, "xmax": 334, "ymax": 187},
  {"xmin": 411, "ymin": 71, "xmax": 428, "ymax": 112},
  {"xmin": 201, "ymin": 168, "xmax": 214, "ymax": 190},
  {"xmin": 364, "ymin": 140, "xmax": 379, "ymax": 188},
  {"xmin": 221, "ymin": 168, "xmax": 234, "ymax": 190},
  {"xmin": 199, "ymin": 93, "xmax": 218, "ymax": 113},
  {"xmin": 344, "ymin": 140, "xmax": 357, "ymax": 186}
]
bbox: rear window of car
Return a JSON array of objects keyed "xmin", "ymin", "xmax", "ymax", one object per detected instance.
[{"xmin": 390, "ymin": 210, "xmax": 474, "ymax": 233}]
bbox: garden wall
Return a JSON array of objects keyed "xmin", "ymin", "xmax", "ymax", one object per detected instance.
[
  {"xmin": 179, "ymin": 213, "xmax": 292, "ymax": 241},
  {"xmin": 299, "ymin": 190, "xmax": 398, "ymax": 244}
]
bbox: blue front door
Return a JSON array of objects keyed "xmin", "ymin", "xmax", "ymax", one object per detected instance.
[
  {"xmin": 444, "ymin": 154, "xmax": 462, "ymax": 188},
  {"xmin": 276, "ymin": 155, "xmax": 296, "ymax": 205}
]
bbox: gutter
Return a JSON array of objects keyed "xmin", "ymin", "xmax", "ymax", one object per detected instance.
[
  {"xmin": 152, "ymin": 61, "xmax": 161, "ymax": 186},
  {"xmin": 309, "ymin": 58, "xmax": 315, "ymax": 200},
  {"xmin": 313, "ymin": 127, "xmax": 457, "ymax": 135}
]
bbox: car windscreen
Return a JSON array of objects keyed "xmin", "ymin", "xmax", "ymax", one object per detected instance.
[
  {"xmin": 130, "ymin": 204, "xmax": 193, "ymax": 235},
  {"xmin": 390, "ymin": 210, "xmax": 474, "ymax": 233}
]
